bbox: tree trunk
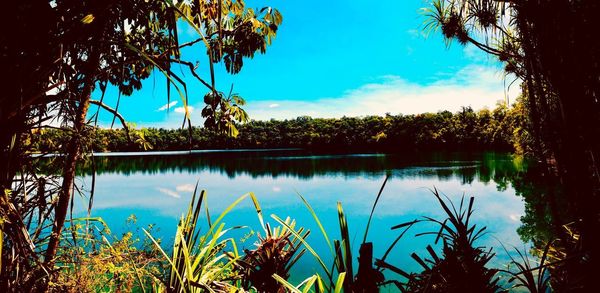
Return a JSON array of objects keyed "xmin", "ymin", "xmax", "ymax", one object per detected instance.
[
  {"xmin": 43, "ymin": 50, "xmax": 100, "ymax": 266},
  {"xmin": 354, "ymin": 242, "xmax": 384, "ymax": 292}
]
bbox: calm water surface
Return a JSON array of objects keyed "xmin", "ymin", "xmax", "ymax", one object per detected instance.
[{"xmin": 74, "ymin": 150, "xmax": 532, "ymax": 287}]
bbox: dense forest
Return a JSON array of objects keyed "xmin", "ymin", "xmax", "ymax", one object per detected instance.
[{"xmin": 30, "ymin": 102, "xmax": 530, "ymax": 153}]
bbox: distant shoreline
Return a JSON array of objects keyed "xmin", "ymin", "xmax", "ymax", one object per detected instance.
[{"xmin": 30, "ymin": 148, "xmax": 305, "ymax": 158}]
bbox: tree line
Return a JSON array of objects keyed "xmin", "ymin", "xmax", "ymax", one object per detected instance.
[{"xmin": 30, "ymin": 102, "xmax": 531, "ymax": 154}]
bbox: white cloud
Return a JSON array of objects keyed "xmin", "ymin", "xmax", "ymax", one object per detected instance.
[
  {"xmin": 463, "ymin": 44, "xmax": 497, "ymax": 63},
  {"xmin": 174, "ymin": 106, "xmax": 194, "ymax": 114},
  {"xmin": 406, "ymin": 29, "xmax": 426, "ymax": 39},
  {"xmin": 268, "ymin": 103, "xmax": 280, "ymax": 108},
  {"xmin": 176, "ymin": 184, "xmax": 196, "ymax": 193},
  {"xmin": 246, "ymin": 65, "xmax": 521, "ymax": 120},
  {"xmin": 156, "ymin": 187, "xmax": 181, "ymax": 198},
  {"xmin": 157, "ymin": 101, "xmax": 178, "ymax": 111}
]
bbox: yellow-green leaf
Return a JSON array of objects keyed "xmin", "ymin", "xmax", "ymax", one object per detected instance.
[{"xmin": 81, "ymin": 14, "xmax": 95, "ymax": 24}]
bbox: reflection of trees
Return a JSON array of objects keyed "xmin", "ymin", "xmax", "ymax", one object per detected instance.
[
  {"xmin": 505, "ymin": 164, "xmax": 590, "ymax": 291},
  {"xmin": 509, "ymin": 165, "xmax": 570, "ymax": 249},
  {"xmin": 474, "ymin": 155, "xmax": 594, "ymax": 291},
  {"xmin": 36, "ymin": 151, "xmax": 524, "ymax": 181},
  {"xmin": 40, "ymin": 150, "xmax": 560, "ymax": 247}
]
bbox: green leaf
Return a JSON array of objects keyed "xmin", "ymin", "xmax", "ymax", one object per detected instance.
[{"xmin": 334, "ymin": 272, "xmax": 346, "ymax": 293}]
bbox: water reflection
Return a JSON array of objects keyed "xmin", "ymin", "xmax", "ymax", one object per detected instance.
[
  {"xmin": 63, "ymin": 150, "xmax": 544, "ymax": 284},
  {"xmin": 72, "ymin": 150, "xmax": 528, "ymax": 181}
]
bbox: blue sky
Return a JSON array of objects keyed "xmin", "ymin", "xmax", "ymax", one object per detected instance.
[{"xmin": 93, "ymin": 0, "xmax": 518, "ymax": 128}]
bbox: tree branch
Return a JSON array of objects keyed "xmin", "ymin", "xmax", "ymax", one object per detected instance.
[
  {"xmin": 168, "ymin": 59, "xmax": 214, "ymax": 91},
  {"xmin": 89, "ymin": 100, "xmax": 131, "ymax": 142}
]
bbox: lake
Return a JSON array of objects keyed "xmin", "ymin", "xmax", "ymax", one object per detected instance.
[{"xmin": 72, "ymin": 150, "xmax": 533, "ymax": 288}]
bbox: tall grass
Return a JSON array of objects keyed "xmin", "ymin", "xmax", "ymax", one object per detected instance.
[
  {"xmin": 275, "ymin": 177, "xmax": 389, "ymax": 292},
  {"xmin": 377, "ymin": 189, "xmax": 501, "ymax": 292},
  {"xmin": 144, "ymin": 185, "xmax": 313, "ymax": 292},
  {"xmin": 500, "ymin": 243, "xmax": 551, "ymax": 293},
  {"xmin": 143, "ymin": 186, "xmax": 250, "ymax": 292},
  {"xmin": 54, "ymin": 180, "xmax": 552, "ymax": 293}
]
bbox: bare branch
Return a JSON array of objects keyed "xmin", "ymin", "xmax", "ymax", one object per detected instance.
[
  {"xmin": 88, "ymin": 100, "xmax": 131, "ymax": 142},
  {"xmin": 168, "ymin": 59, "xmax": 214, "ymax": 91}
]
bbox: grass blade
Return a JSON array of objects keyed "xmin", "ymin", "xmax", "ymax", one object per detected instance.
[{"xmin": 363, "ymin": 175, "xmax": 389, "ymax": 244}]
